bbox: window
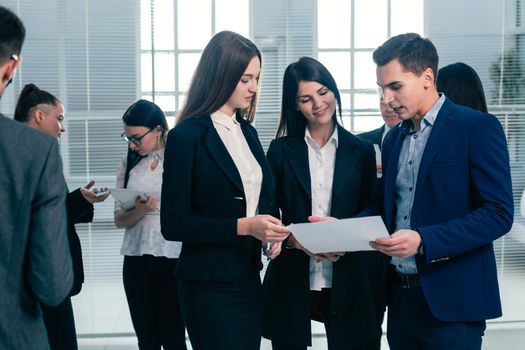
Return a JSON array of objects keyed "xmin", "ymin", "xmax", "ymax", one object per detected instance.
[
  {"xmin": 140, "ymin": 0, "xmax": 249, "ymax": 126},
  {"xmin": 2, "ymin": 0, "xmax": 523, "ymax": 340},
  {"xmin": 317, "ymin": 0, "xmax": 424, "ymax": 132}
]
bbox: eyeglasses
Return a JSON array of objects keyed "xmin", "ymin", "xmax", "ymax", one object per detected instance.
[
  {"xmin": 5, "ymin": 54, "xmax": 19, "ymax": 89},
  {"xmin": 121, "ymin": 128, "xmax": 154, "ymax": 146}
]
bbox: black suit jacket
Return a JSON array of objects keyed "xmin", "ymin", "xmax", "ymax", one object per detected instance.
[
  {"xmin": 161, "ymin": 115, "xmax": 275, "ymax": 282},
  {"xmin": 66, "ymin": 188, "xmax": 93, "ymax": 296},
  {"xmin": 359, "ymin": 124, "xmax": 384, "ymax": 150},
  {"xmin": 262, "ymin": 126, "xmax": 386, "ymax": 349}
]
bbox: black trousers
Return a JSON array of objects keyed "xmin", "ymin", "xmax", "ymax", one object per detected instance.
[
  {"xmin": 123, "ymin": 255, "xmax": 187, "ymax": 350},
  {"xmin": 42, "ymin": 297, "xmax": 78, "ymax": 350},
  {"xmin": 179, "ymin": 275, "xmax": 262, "ymax": 350},
  {"xmin": 387, "ymin": 283, "xmax": 486, "ymax": 350},
  {"xmin": 272, "ymin": 289, "xmax": 381, "ymax": 350}
]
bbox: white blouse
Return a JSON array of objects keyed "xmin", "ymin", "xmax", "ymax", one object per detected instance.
[
  {"xmin": 115, "ymin": 148, "xmax": 182, "ymax": 258},
  {"xmin": 210, "ymin": 110, "xmax": 262, "ymax": 218},
  {"xmin": 305, "ymin": 126, "xmax": 338, "ymax": 291}
]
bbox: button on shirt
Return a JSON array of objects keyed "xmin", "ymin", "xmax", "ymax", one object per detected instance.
[
  {"xmin": 305, "ymin": 127, "xmax": 338, "ymax": 291},
  {"xmin": 392, "ymin": 94, "xmax": 446, "ymax": 274},
  {"xmin": 211, "ymin": 110, "xmax": 262, "ymax": 218}
]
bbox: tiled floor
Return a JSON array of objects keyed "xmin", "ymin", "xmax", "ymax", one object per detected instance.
[
  {"xmin": 74, "ymin": 256, "xmax": 525, "ymax": 350},
  {"xmin": 78, "ymin": 329, "xmax": 390, "ymax": 350},
  {"xmin": 78, "ymin": 322, "xmax": 525, "ymax": 350},
  {"xmin": 78, "ymin": 323, "xmax": 525, "ymax": 350}
]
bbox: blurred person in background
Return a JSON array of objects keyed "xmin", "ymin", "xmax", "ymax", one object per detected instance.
[
  {"xmin": 115, "ymin": 99, "xmax": 187, "ymax": 350},
  {"xmin": 14, "ymin": 83, "xmax": 109, "ymax": 350}
]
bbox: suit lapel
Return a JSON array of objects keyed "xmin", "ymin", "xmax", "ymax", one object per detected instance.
[
  {"xmin": 198, "ymin": 116, "xmax": 244, "ymax": 193},
  {"xmin": 331, "ymin": 127, "xmax": 359, "ymax": 205},
  {"xmin": 415, "ymin": 100, "xmax": 454, "ymax": 201},
  {"xmin": 377, "ymin": 125, "xmax": 385, "ymax": 150},
  {"xmin": 284, "ymin": 137, "xmax": 311, "ymax": 199}
]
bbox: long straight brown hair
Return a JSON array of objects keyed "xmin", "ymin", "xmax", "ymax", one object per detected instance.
[{"xmin": 176, "ymin": 31, "xmax": 262, "ymax": 125}]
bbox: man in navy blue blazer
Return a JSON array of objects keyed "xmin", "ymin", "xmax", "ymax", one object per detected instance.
[{"xmin": 370, "ymin": 33, "xmax": 513, "ymax": 350}]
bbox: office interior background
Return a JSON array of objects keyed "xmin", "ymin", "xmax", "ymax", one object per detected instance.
[{"xmin": 1, "ymin": 0, "xmax": 524, "ymax": 348}]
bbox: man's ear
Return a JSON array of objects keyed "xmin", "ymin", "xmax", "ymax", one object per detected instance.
[
  {"xmin": 0, "ymin": 57, "xmax": 22, "ymax": 86},
  {"xmin": 422, "ymin": 67, "xmax": 435, "ymax": 89}
]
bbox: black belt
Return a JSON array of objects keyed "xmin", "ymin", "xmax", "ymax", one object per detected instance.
[{"xmin": 394, "ymin": 272, "xmax": 421, "ymax": 289}]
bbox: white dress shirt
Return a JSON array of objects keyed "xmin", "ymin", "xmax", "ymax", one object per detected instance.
[
  {"xmin": 305, "ymin": 126, "xmax": 338, "ymax": 291},
  {"xmin": 211, "ymin": 110, "xmax": 262, "ymax": 218},
  {"xmin": 381, "ymin": 123, "xmax": 392, "ymax": 144}
]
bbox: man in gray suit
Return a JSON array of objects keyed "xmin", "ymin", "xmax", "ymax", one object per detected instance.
[{"xmin": 0, "ymin": 6, "xmax": 73, "ymax": 350}]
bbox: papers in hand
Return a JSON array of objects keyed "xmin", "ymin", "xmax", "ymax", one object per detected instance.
[
  {"xmin": 109, "ymin": 188, "xmax": 148, "ymax": 210},
  {"xmin": 288, "ymin": 216, "xmax": 389, "ymax": 254}
]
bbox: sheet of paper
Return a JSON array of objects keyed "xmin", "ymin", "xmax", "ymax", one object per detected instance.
[
  {"xmin": 109, "ymin": 188, "xmax": 148, "ymax": 210},
  {"xmin": 288, "ymin": 216, "xmax": 389, "ymax": 254}
]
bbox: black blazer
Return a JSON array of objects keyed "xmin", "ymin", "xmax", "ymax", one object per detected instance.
[
  {"xmin": 161, "ymin": 115, "xmax": 275, "ymax": 282},
  {"xmin": 262, "ymin": 126, "xmax": 386, "ymax": 349},
  {"xmin": 359, "ymin": 124, "xmax": 384, "ymax": 150},
  {"xmin": 66, "ymin": 188, "xmax": 93, "ymax": 296}
]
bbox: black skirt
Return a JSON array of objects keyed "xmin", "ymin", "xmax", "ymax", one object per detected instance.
[{"xmin": 179, "ymin": 275, "xmax": 262, "ymax": 350}]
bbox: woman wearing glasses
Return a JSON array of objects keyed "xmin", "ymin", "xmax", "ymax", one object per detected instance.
[{"xmin": 115, "ymin": 99, "xmax": 186, "ymax": 350}]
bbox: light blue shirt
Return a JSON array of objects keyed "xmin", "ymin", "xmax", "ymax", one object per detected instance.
[{"xmin": 391, "ymin": 94, "xmax": 446, "ymax": 274}]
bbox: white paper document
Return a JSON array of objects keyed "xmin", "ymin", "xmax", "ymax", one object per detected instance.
[
  {"xmin": 109, "ymin": 188, "xmax": 148, "ymax": 210},
  {"xmin": 288, "ymin": 216, "xmax": 389, "ymax": 254}
]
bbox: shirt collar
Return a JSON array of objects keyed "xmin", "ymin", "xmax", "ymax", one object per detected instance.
[
  {"xmin": 398, "ymin": 93, "xmax": 446, "ymax": 135},
  {"xmin": 304, "ymin": 125, "xmax": 339, "ymax": 149},
  {"xmin": 211, "ymin": 110, "xmax": 239, "ymax": 130}
]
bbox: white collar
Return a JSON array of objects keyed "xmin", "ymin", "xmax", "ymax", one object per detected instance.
[
  {"xmin": 304, "ymin": 125, "xmax": 339, "ymax": 149},
  {"xmin": 211, "ymin": 110, "xmax": 239, "ymax": 131}
]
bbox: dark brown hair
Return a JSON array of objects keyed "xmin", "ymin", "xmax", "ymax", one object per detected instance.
[
  {"xmin": 176, "ymin": 31, "xmax": 261, "ymax": 125},
  {"xmin": 0, "ymin": 6, "xmax": 25, "ymax": 64},
  {"xmin": 14, "ymin": 83, "xmax": 61, "ymax": 123},
  {"xmin": 122, "ymin": 99, "xmax": 168, "ymax": 187},
  {"xmin": 437, "ymin": 62, "xmax": 488, "ymax": 113},
  {"xmin": 276, "ymin": 57, "xmax": 342, "ymax": 138},
  {"xmin": 373, "ymin": 33, "xmax": 439, "ymax": 79}
]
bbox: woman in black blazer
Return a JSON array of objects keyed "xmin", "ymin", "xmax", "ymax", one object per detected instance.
[
  {"xmin": 160, "ymin": 31, "xmax": 290, "ymax": 350},
  {"xmin": 262, "ymin": 57, "xmax": 386, "ymax": 350},
  {"xmin": 14, "ymin": 83, "xmax": 109, "ymax": 350}
]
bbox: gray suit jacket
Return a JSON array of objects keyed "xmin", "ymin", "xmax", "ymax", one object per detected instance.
[{"xmin": 0, "ymin": 114, "xmax": 73, "ymax": 350}]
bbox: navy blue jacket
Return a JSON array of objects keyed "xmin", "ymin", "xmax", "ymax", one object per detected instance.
[{"xmin": 382, "ymin": 98, "xmax": 513, "ymax": 321}]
